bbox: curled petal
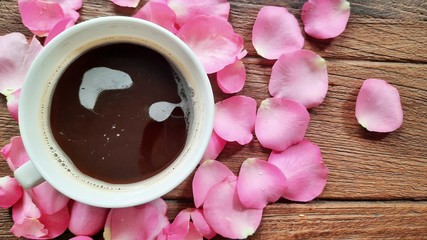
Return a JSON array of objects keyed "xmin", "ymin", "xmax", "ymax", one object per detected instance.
[
  {"xmin": 6, "ymin": 89, "xmax": 20, "ymax": 121},
  {"xmin": 252, "ymin": 6, "xmax": 304, "ymax": 60},
  {"xmin": 192, "ymin": 160, "xmax": 234, "ymax": 208},
  {"xmin": 201, "ymin": 131, "xmax": 226, "ymax": 163},
  {"xmin": 28, "ymin": 182, "xmax": 70, "ymax": 215},
  {"xmin": 1, "ymin": 136, "xmax": 30, "ymax": 171},
  {"xmin": 214, "ymin": 95, "xmax": 257, "ymax": 145},
  {"xmin": 302, "ymin": 0, "xmax": 351, "ymax": 39},
  {"xmin": 255, "ymin": 98, "xmax": 310, "ymax": 151},
  {"xmin": 45, "ymin": 18, "xmax": 75, "ymax": 45},
  {"xmin": 177, "ymin": 15, "xmax": 243, "ymax": 74},
  {"xmin": 203, "ymin": 176, "xmax": 263, "ymax": 239},
  {"xmin": 190, "ymin": 209, "xmax": 216, "ymax": 239},
  {"xmin": 269, "ymin": 49, "xmax": 329, "ymax": 108},
  {"xmin": 216, "ymin": 60, "xmax": 246, "ymax": 94},
  {"xmin": 69, "ymin": 201, "xmax": 109, "ymax": 236},
  {"xmin": 268, "ymin": 139, "xmax": 329, "ymax": 202},
  {"xmin": 133, "ymin": 1, "xmax": 177, "ymax": 33},
  {"xmin": 111, "ymin": 0, "xmax": 140, "ymax": 7},
  {"xmin": 237, "ymin": 158, "xmax": 287, "ymax": 209},
  {"xmin": 355, "ymin": 78, "xmax": 403, "ymax": 132},
  {"xmin": 0, "ymin": 176, "xmax": 23, "ymax": 208}
]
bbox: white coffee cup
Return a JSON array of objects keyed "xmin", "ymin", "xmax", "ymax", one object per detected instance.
[{"xmin": 14, "ymin": 16, "xmax": 214, "ymax": 208}]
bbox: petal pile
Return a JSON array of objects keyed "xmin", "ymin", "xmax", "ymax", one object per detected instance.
[
  {"xmin": 252, "ymin": 6, "xmax": 304, "ymax": 60},
  {"xmin": 269, "ymin": 49, "xmax": 329, "ymax": 108},
  {"xmin": 255, "ymin": 98, "xmax": 310, "ymax": 151},
  {"xmin": 355, "ymin": 78, "xmax": 403, "ymax": 132},
  {"xmin": 216, "ymin": 60, "xmax": 246, "ymax": 94},
  {"xmin": 302, "ymin": 0, "xmax": 351, "ymax": 39},
  {"xmin": 133, "ymin": 1, "xmax": 178, "ymax": 33}
]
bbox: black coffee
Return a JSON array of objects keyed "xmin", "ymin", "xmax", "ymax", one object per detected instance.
[{"xmin": 50, "ymin": 43, "xmax": 187, "ymax": 184}]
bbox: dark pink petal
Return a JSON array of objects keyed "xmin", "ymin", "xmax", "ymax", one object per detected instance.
[
  {"xmin": 186, "ymin": 222, "xmax": 203, "ymax": 240},
  {"xmin": 111, "ymin": 0, "xmax": 140, "ymax": 7},
  {"xmin": 237, "ymin": 158, "xmax": 287, "ymax": 209},
  {"xmin": 203, "ymin": 176, "xmax": 263, "ymax": 239},
  {"xmin": 133, "ymin": 1, "xmax": 177, "ymax": 33},
  {"xmin": 214, "ymin": 95, "xmax": 257, "ymax": 145},
  {"xmin": 302, "ymin": 0, "xmax": 351, "ymax": 39},
  {"xmin": 166, "ymin": 0, "xmax": 230, "ymax": 27},
  {"xmin": 255, "ymin": 98, "xmax": 310, "ymax": 151},
  {"xmin": 6, "ymin": 88, "xmax": 20, "ymax": 121},
  {"xmin": 268, "ymin": 139, "xmax": 329, "ymax": 202},
  {"xmin": 1, "ymin": 136, "xmax": 30, "ymax": 171},
  {"xmin": 28, "ymin": 182, "xmax": 69, "ymax": 215},
  {"xmin": 37, "ymin": 206, "xmax": 70, "ymax": 239},
  {"xmin": 177, "ymin": 15, "xmax": 243, "ymax": 74},
  {"xmin": 192, "ymin": 160, "xmax": 234, "ymax": 208},
  {"xmin": 0, "ymin": 176, "xmax": 23, "ymax": 208},
  {"xmin": 45, "ymin": 18, "xmax": 75, "ymax": 45},
  {"xmin": 201, "ymin": 131, "xmax": 226, "ymax": 163},
  {"xmin": 355, "ymin": 78, "xmax": 403, "ymax": 133},
  {"xmin": 190, "ymin": 209, "xmax": 216, "ymax": 239},
  {"xmin": 69, "ymin": 201, "xmax": 109, "ymax": 236},
  {"xmin": 216, "ymin": 60, "xmax": 246, "ymax": 94},
  {"xmin": 70, "ymin": 237, "xmax": 93, "ymax": 240},
  {"xmin": 252, "ymin": 6, "xmax": 304, "ymax": 60},
  {"xmin": 269, "ymin": 49, "xmax": 328, "ymax": 108}
]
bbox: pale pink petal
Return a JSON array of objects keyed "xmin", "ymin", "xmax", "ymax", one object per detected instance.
[
  {"xmin": 162, "ymin": 209, "xmax": 191, "ymax": 239},
  {"xmin": 149, "ymin": 198, "xmax": 168, "ymax": 216},
  {"xmin": 192, "ymin": 160, "xmax": 234, "ymax": 208},
  {"xmin": 176, "ymin": 15, "xmax": 243, "ymax": 74},
  {"xmin": 133, "ymin": 1, "xmax": 177, "ymax": 33},
  {"xmin": 28, "ymin": 182, "xmax": 70, "ymax": 215},
  {"xmin": 45, "ymin": 18, "xmax": 75, "ymax": 45},
  {"xmin": 269, "ymin": 49, "xmax": 329, "ymax": 108},
  {"xmin": 166, "ymin": 0, "xmax": 230, "ymax": 27},
  {"xmin": 18, "ymin": 0, "xmax": 63, "ymax": 36},
  {"xmin": 268, "ymin": 139, "xmax": 329, "ymax": 202},
  {"xmin": 190, "ymin": 209, "xmax": 216, "ymax": 239},
  {"xmin": 255, "ymin": 98, "xmax": 310, "ymax": 151},
  {"xmin": 355, "ymin": 78, "xmax": 403, "ymax": 132},
  {"xmin": 0, "ymin": 176, "xmax": 23, "ymax": 208},
  {"xmin": 111, "ymin": 0, "xmax": 140, "ymax": 7},
  {"xmin": 201, "ymin": 131, "xmax": 226, "ymax": 163},
  {"xmin": 302, "ymin": 0, "xmax": 351, "ymax": 39},
  {"xmin": 6, "ymin": 88, "xmax": 20, "ymax": 121},
  {"xmin": 0, "ymin": 33, "xmax": 43, "ymax": 95},
  {"xmin": 1, "ymin": 136, "xmax": 30, "ymax": 171},
  {"xmin": 57, "ymin": 0, "xmax": 83, "ymax": 10},
  {"xmin": 237, "ymin": 158, "xmax": 287, "ymax": 209},
  {"xmin": 216, "ymin": 60, "xmax": 246, "ymax": 94},
  {"xmin": 203, "ymin": 176, "xmax": 263, "ymax": 239},
  {"xmin": 252, "ymin": 6, "xmax": 304, "ymax": 60},
  {"xmin": 214, "ymin": 95, "xmax": 257, "ymax": 145},
  {"xmin": 70, "ymin": 237, "xmax": 93, "ymax": 240},
  {"xmin": 237, "ymin": 49, "xmax": 248, "ymax": 60},
  {"xmin": 69, "ymin": 201, "xmax": 109, "ymax": 236}
]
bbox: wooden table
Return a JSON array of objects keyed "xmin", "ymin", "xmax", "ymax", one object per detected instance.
[{"xmin": 1, "ymin": 0, "xmax": 426, "ymax": 239}]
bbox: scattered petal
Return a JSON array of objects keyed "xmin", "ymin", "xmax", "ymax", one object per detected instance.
[
  {"xmin": 166, "ymin": 0, "xmax": 230, "ymax": 27},
  {"xmin": 216, "ymin": 60, "xmax": 246, "ymax": 94},
  {"xmin": 45, "ymin": 18, "xmax": 75, "ymax": 45},
  {"xmin": 133, "ymin": 1, "xmax": 177, "ymax": 33},
  {"xmin": 237, "ymin": 158, "xmax": 287, "ymax": 209},
  {"xmin": 28, "ymin": 182, "xmax": 69, "ymax": 215},
  {"xmin": 192, "ymin": 160, "xmax": 234, "ymax": 208},
  {"xmin": 186, "ymin": 222, "xmax": 203, "ymax": 240},
  {"xmin": 214, "ymin": 95, "xmax": 257, "ymax": 145},
  {"xmin": 0, "ymin": 176, "xmax": 23, "ymax": 208},
  {"xmin": 69, "ymin": 201, "xmax": 109, "ymax": 236},
  {"xmin": 70, "ymin": 237, "xmax": 93, "ymax": 240},
  {"xmin": 190, "ymin": 209, "xmax": 216, "ymax": 239},
  {"xmin": 1, "ymin": 136, "xmax": 30, "ymax": 171},
  {"xmin": 269, "ymin": 49, "xmax": 328, "ymax": 108},
  {"xmin": 268, "ymin": 139, "xmax": 329, "ymax": 202},
  {"xmin": 302, "ymin": 0, "xmax": 351, "ymax": 39},
  {"xmin": 355, "ymin": 78, "xmax": 403, "ymax": 132},
  {"xmin": 111, "ymin": 0, "xmax": 140, "ymax": 8},
  {"xmin": 6, "ymin": 89, "xmax": 20, "ymax": 121},
  {"xmin": 201, "ymin": 131, "xmax": 226, "ymax": 163},
  {"xmin": 203, "ymin": 176, "xmax": 263, "ymax": 239},
  {"xmin": 255, "ymin": 98, "xmax": 310, "ymax": 151},
  {"xmin": 176, "ymin": 15, "xmax": 243, "ymax": 74},
  {"xmin": 252, "ymin": 6, "xmax": 304, "ymax": 60},
  {"xmin": 162, "ymin": 209, "xmax": 191, "ymax": 239}
]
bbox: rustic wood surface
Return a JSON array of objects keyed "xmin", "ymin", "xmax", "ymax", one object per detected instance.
[{"xmin": 1, "ymin": 0, "xmax": 426, "ymax": 239}]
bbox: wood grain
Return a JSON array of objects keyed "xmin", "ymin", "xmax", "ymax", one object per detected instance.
[{"xmin": 0, "ymin": 0, "xmax": 426, "ymax": 239}]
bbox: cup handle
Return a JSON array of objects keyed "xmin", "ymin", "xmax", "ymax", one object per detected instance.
[{"xmin": 14, "ymin": 161, "xmax": 44, "ymax": 189}]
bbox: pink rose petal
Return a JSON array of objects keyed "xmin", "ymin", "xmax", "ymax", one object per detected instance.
[
  {"xmin": 201, "ymin": 131, "xmax": 226, "ymax": 163},
  {"xmin": 214, "ymin": 95, "xmax": 257, "ymax": 145},
  {"xmin": 355, "ymin": 78, "xmax": 403, "ymax": 133},
  {"xmin": 237, "ymin": 158, "xmax": 287, "ymax": 209},
  {"xmin": 133, "ymin": 1, "xmax": 178, "ymax": 33},
  {"xmin": 269, "ymin": 49, "xmax": 329, "ymax": 108},
  {"xmin": 216, "ymin": 60, "xmax": 246, "ymax": 94},
  {"xmin": 111, "ymin": 0, "xmax": 140, "ymax": 7},
  {"xmin": 268, "ymin": 139, "xmax": 329, "ymax": 202},
  {"xmin": 45, "ymin": 18, "xmax": 75, "ymax": 45},
  {"xmin": 302, "ymin": 0, "xmax": 351, "ymax": 39},
  {"xmin": 192, "ymin": 160, "xmax": 234, "ymax": 208},
  {"xmin": 252, "ymin": 6, "xmax": 304, "ymax": 60},
  {"xmin": 255, "ymin": 98, "xmax": 310, "ymax": 151},
  {"xmin": 203, "ymin": 176, "xmax": 263, "ymax": 239},
  {"xmin": 6, "ymin": 88, "xmax": 20, "ymax": 121},
  {"xmin": 190, "ymin": 209, "xmax": 216, "ymax": 239},
  {"xmin": 0, "ymin": 176, "xmax": 23, "ymax": 208},
  {"xmin": 28, "ymin": 182, "xmax": 69, "ymax": 215},
  {"xmin": 1, "ymin": 136, "xmax": 30, "ymax": 171},
  {"xmin": 186, "ymin": 222, "xmax": 203, "ymax": 240},
  {"xmin": 162, "ymin": 209, "xmax": 191, "ymax": 239},
  {"xmin": 70, "ymin": 237, "xmax": 93, "ymax": 240},
  {"xmin": 166, "ymin": 0, "xmax": 230, "ymax": 27},
  {"xmin": 176, "ymin": 15, "xmax": 243, "ymax": 74},
  {"xmin": 69, "ymin": 201, "xmax": 109, "ymax": 236}
]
